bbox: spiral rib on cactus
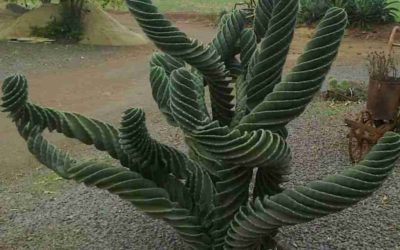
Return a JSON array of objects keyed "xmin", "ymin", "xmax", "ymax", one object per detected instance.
[
  {"xmin": 211, "ymin": 10, "xmax": 246, "ymax": 62},
  {"xmin": 225, "ymin": 132, "xmax": 400, "ymax": 249},
  {"xmin": 254, "ymin": 166, "xmax": 289, "ymax": 198},
  {"xmin": 1, "ymin": 75, "xmax": 130, "ymax": 166},
  {"xmin": 231, "ymin": 76, "xmax": 249, "ymax": 127},
  {"xmin": 253, "ymin": 0, "xmax": 274, "ymax": 39},
  {"xmin": 240, "ymin": 29, "xmax": 257, "ymax": 69},
  {"xmin": 126, "ymin": 0, "xmax": 234, "ymax": 125},
  {"xmin": 239, "ymin": 7, "xmax": 348, "ymax": 132},
  {"xmin": 149, "ymin": 52, "xmax": 185, "ymax": 126},
  {"xmin": 149, "ymin": 65, "xmax": 176, "ymax": 125},
  {"xmin": 247, "ymin": 0, "xmax": 299, "ymax": 110},
  {"xmin": 26, "ymin": 132, "xmax": 213, "ymax": 249},
  {"xmin": 218, "ymin": 12, "xmax": 230, "ymax": 30},
  {"xmin": 150, "ymin": 52, "xmax": 185, "ymax": 74}
]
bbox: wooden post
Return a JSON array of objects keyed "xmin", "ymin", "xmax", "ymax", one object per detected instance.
[{"xmin": 388, "ymin": 26, "xmax": 400, "ymax": 53}]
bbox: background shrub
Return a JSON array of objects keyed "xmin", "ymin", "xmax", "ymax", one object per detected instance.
[
  {"xmin": 299, "ymin": 0, "xmax": 399, "ymax": 28},
  {"xmin": 298, "ymin": 0, "xmax": 331, "ymax": 24},
  {"xmin": 30, "ymin": 0, "xmax": 84, "ymax": 43}
]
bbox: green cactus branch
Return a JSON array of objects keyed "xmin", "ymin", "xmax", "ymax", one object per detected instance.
[
  {"xmin": 26, "ymin": 132, "xmax": 213, "ymax": 249},
  {"xmin": 225, "ymin": 132, "xmax": 400, "ymax": 249},
  {"xmin": 2, "ymin": 0, "xmax": 399, "ymax": 249},
  {"xmin": 246, "ymin": 0, "xmax": 299, "ymax": 110},
  {"xmin": 126, "ymin": 0, "xmax": 235, "ymax": 125},
  {"xmin": 211, "ymin": 10, "xmax": 247, "ymax": 63},
  {"xmin": 254, "ymin": 0, "xmax": 274, "ymax": 39},
  {"xmin": 1, "ymin": 75, "xmax": 216, "ymax": 235},
  {"xmin": 1, "ymin": 75, "xmax": 131, "ymax": 167},
  {"xmin": 239, "ymin": 7, "xmax": 348, "ymax": 133},
  {"xmin": 119, "ymin": 108, "xmax": 196, "ymax": 210}
]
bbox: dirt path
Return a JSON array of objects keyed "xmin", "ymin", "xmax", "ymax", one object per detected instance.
[{"xmin": 1, "ymin": 13, "xmax": 398, "ymax": 249}]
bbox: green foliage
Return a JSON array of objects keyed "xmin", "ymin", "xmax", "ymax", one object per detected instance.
[
  {"xmin": 298, "ymin": 0, "xmax": 332, "ymax": 24},
  {"xmin": 325, "ymin": 77, "xmax": 367, "ymax": 101},
  {"xmin": 31, "ymin": 16, "xmax": 83, "ymax": 42},
  {"xmin": 3, "ymin": 1, "xmax": 400, "ymax": 249},
  {"xmin": 348, "ymin": 0, "xmax": 399, "ymax": 28},
  {"xmin": 99, "ymin": 0, "xmax": 125, "ymax": 9},
  {"xmin": 31, "ymin": 0, "xmax": 84, "ymax": 43},
  {"xmin": 299, "ymin": 0, "xmax": 399, "ymax": 28}
]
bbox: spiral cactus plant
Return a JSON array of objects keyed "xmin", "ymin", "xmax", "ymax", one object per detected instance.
[{"xmin": 2, "ymin": 0, "xmax": 400, "ymax": 249}]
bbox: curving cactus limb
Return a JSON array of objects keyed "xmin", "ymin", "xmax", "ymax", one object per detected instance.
[{"xmin": 225, "ymin": 132, "xmax": 400, "ymax": 249}]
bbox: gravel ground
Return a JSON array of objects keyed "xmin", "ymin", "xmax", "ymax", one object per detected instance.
[
  {"xmin": 281, "ymin": 101, "xmax": 400, "ymax": 249},
  {"xmin": 0, "ymin": 42, "xmax": 125, "ymax": 79},
  {"xmin": 1, "ymin": 99, "xmax": 399, "ymax": 250},
  {"xmin": 0, "ymin": 174, "xmax": 186, "ymax": 250}
]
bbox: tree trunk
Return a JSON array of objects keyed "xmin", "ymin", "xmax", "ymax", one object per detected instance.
[{"xmin": 60, "ymin": 0, "xmax": 85, "ymax": 19}]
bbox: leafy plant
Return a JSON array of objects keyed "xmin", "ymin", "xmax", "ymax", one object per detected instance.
[
  {"xmin": 348, "ymin": 0, "xmax": 398, "ymax": 29},
  {"xmin": 3, "ymin": 1, "xmax": 400, "ymax": 249},
  {"xmin": 324, "ymin": 77, "xmax": 367, "ymax": 101},
  {"xmin": 331, "ymin": 0, "xmax": 350, "ymax": 9},
  {"xmin": 99, "ymin": 0, "xmax": 125, "ymax": 10},
  {"xmin": 299, "ymin": 0, "xmax": 331, "ymax": 24},
  {"xmin": 299, "ymin": 0, "xmax": 399, "ymax": 28},
  {"xmin": 31, "ymin": 0, "xmax": 85, "ymax": 42}
]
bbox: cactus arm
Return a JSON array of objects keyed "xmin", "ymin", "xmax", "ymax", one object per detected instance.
[
  {"xmin": 126, "ymin": 0, "xmax": 235, "ymax": 125},
  {"xmin": 247, "ymin": 0, "xmax": 299, "ymax": 110},
  {"xmin": 150, "ymin": 51, "xmax": 185, "ymax": 74},
  {"xmin": 254, "ymin": 0, "xmax": 274, "ymax": 39},
  {"xmin": 119, "ymin": 108, "xmax": 217, "ymax": 216},
  {"xmin": 149, "ymin": 52, "xmax": 185, "ymax": 126},
  {"xmin": 26, "ymin": 131, "xmax": 213, "ymax": 249},
  {"xmin": 238, "ymin": 8, "xmax": 348, "ymax": 132},
  {"xmin": 230, "ymin": 29, "xmax": 257, "ymax": 128},
  {"xmin": 1, "ymin": 75, "xmax": 130, "ymax": 166},
  {"xmin": 149, "ymin": 65, "xmax": 177, "ymax": 125},
  {"xmin": 224, "ymin": 132, "xmax": 400, "ymax": 249},
  {"xmin": 211, "ymin": 10, "xmax": 247, "ymax": 63},
  {"xmin": 217, "ymin": 11, "xmax": 230, "ymax": 30},
  {"xmin": 2, "ymin": 75, "xmax": 215, "ymax": 226}
]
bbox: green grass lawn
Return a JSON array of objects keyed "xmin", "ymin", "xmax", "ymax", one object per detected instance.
[
  {"xmin": 152, "ymin": 0, "xmax": 235, "ymax": 13},
  {"xmin": 7, "ymin": 0, "xmax": 237, "ymax": 14},
  {"xmin": 103, "ymin": 0, "xmax": 236, "ymax": 13}
]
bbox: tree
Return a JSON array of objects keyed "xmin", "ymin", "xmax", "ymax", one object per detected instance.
[{"xmin": 0, "ymin": 0, "xmax": 147, "ymax": 45}]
